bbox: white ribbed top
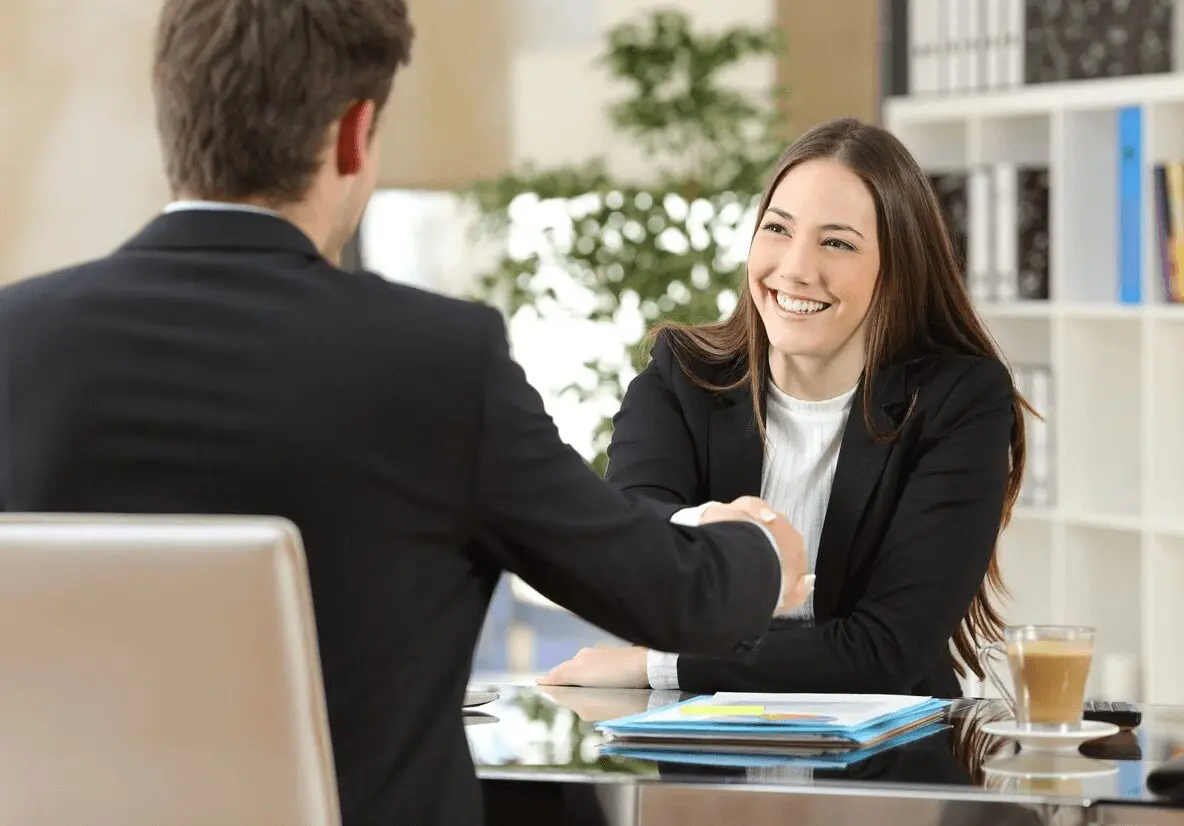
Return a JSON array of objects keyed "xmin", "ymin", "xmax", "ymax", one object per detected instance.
[
  {"xmin": 645, "ymin": 378, "xmax": 858, "ymax": 691},
  {"xmin": 761, "ymin": 380, "xmax": 857, "ymax": 619}
]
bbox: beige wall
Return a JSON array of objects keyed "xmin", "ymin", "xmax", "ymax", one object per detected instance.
[
  {"xmin": 0, "ymin": 0, "xmax": 511, "ymax": 286},
  {"xmin": 775, "ymin": 0, "xmax": 882, "ymax": 138},
  {"xmin": 375, "ymin": 0, "xmax": 883, "ymax": 186},
  {"xmin": 0, "ymin": 0, "xmax": 169, "ymax": 285},
  {"xmin": 376, "ymin": 0, "xmax": 512, "ymax": 191}
]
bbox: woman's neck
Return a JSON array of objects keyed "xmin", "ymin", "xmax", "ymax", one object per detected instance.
[{"xmin": 768, "ymin": 347, "xmax": 865, "ymax": 401}]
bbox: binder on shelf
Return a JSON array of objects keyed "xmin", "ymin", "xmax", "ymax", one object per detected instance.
[
  {"xmin": 983, "ymin": 0, "xmax": 1007, "ymax": 89},
  {"xmin": 1015, "ymin": 363, "xmax": 1055, "ymax": 509},
  {"xmin": 969, "ymin": 166, "xmax": 994, "ymax": 301},
  {"xmin": 902, "ymin": 0, "xmax": 1026, "ymax": 96},
  {"xmin": 1152, "ymin": 166, "xmax": 1176, "ymax": 302},
  {"xmin": 1024, "ymin": 0, "xmax": 1175, "ymax": 84},
  {"xmin": 885, "ymin": 0, "xmax": 910, "ymax": 97},
  {"xmin": 928, "ymin": 170, "xmax": 970, "ymax": 279},
  {"xmin": 908, "ymin": 0, "xmax": 942, "ymax": 95},
  {"xmin": 1011, "ymin": 165, "xmax": 1051, "ymax": 301},
  {"xmin": 1117, "ymin": 106, "xmax": 1143, "ymax": 304},
  {"xmin": 897, "ymin": 0, "xmax": 1179, "ymax": 98},
  {"xmin": 1003, "ymin": 0, "xmax": 1024, "ymax": 87},
  {"xmin": 994, "ymin": 163, "xmax": 1019, "ymax": 301},
  {"xmin": 1152, "ymin": 162, "xmax": 1184, "ymax": 303},
  {"xmin": 958, "ymin": 161, "xmax": 1050, "ymax": 303}
]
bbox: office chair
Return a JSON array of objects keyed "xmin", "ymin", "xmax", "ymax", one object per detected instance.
[{"xmin": 0, "ymin": 514, "xmax": 340, "ymax": 826}]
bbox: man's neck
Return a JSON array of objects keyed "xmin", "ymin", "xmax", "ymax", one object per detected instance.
[{"xmin": 164, "ymin": 199, "xmax": 281, "ymax": 218}]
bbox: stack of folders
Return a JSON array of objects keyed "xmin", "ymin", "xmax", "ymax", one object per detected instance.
[{"xmin": 596, "ymin": 693, "xmax": 951, "ymax": 766}]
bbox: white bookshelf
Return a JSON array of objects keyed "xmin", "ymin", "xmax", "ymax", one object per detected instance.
[{"xmin": 885, "ymin": 74, "xmax": 1184, "ymax": 706}]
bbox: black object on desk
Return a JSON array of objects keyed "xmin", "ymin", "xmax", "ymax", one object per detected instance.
[
  {"xmin": 1147, "ymin": 753, "xmax": 1184, "ymax": 801},
  {"xmin": 1079, "ymin": 729, "xmax": 1141, "ymax": 761},
  {"xmin": 1083, "ymin": 700, "xmax": 1142, "ymax": 729}
]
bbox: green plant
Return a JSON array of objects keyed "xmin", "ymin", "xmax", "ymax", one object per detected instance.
[{"xmin": 465, "ymin": 10, "xmax": 788, "ymax": 474}]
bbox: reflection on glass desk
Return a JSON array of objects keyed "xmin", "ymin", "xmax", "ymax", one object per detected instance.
[{"xmin": 466, "ymin": 680, "xmax": 1184, "ymax": 826}]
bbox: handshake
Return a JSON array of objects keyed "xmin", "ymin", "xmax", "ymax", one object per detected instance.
[{"xmin": 700, "ymin": 496, "xmax": 814, "ymax": 617}]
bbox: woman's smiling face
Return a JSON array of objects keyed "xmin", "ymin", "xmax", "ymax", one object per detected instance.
[{"xmin": 747, "ymin": 157, "xmax": 881, "ymax": 382}]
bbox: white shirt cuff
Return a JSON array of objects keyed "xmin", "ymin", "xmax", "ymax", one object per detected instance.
[
  {"xmin": 646, "ymin": 688, "xmax": 684, "ymax": 711},
  {"xmin": 670, "ymin": 502, "xmax": 719, "ymax": 526},
  {"xmin": 646, "ymin": 649, "xmax": 681, "ymax": 690}
]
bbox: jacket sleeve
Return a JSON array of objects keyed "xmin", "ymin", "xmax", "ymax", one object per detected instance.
[
  {"xmin": 603, "ymin": 332, "xmax": 702, "ymax": 520},
  {"xmin": 470, "ymin": 308, "xmax": 780, "ymax": 657},
  {"xmin": 676, "ymin": 358, "xmax": 1015, "ymax": 693}
]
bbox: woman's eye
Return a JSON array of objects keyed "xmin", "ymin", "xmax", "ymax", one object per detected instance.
[
  {"xmin": 823, "ymin": 238, "xmax": 855, "ymax": 251},
  {"xmin": 761, "ymin": 222, "xmax": 788, "ymax": 235}
]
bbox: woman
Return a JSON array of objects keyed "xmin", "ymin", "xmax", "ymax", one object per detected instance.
[{"xmin": 539, "ymin": 118, "xmax": 1028, "ymax": 699}]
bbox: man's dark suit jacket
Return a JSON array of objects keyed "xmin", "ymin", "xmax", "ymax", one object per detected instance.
[
  {"xmin": 606, "ymin": 330, "xmax": 1017, "ymax": 699},
  {"xmin": 0, "ymin": 210, "xmax": 784, "ymax": 826}
]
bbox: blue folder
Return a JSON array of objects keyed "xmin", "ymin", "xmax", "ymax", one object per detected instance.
[
  {"xmin": 596, "ymin": 694, "xmax": 951, "ymax": 749},
  {"xmin": 599, "ymin": 720, "xmax": 950, "ymax": 769}
]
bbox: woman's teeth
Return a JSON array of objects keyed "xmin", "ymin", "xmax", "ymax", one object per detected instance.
[{"xmin": 774, "ymin": 291, "xmax": 829, "ymax": 315}]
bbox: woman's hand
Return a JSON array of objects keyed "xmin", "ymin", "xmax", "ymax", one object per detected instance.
[
  {"xmin": 534, "ymin": 685, "xmax": 652, "ymax": 722},
  {"xmin": 537, "ymin": 645, "xmax": 649, "ymax": 689},
  {"xmin": 700, "ymin": 495, "xmax": 777, "ymax": 525}
]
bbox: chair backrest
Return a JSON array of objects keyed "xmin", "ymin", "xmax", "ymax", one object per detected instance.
[{"xmin": 0, "ymin": 514, "xmax": 340, "ymax": 826}]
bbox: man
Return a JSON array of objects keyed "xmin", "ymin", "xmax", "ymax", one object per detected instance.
[{"xmin": 0, "ymin": 1, "xmax": 810, "ymax": 824}]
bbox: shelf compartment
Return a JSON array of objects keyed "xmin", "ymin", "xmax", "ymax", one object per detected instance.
[
  {"xmin": 977, "ymin": 301, "xmax": 1054, "ymax": 320},
  {"xmin": 997, "ymin": 518, "xmax": 1058, "ymax": 627},
  {"xmin": 1147, "ymin": 100, "xmax": 1184, "ymax": 165},
  {"xmin": 984, "ymin": 316, "xmax": 1053, "ymax": 365},
  {"xmin": 1145, "ymin": 534, "xmax": 1184, "ymax": 705},
  {"xmin": 892, "ymin": 120, "xmax": 969, "ymax": 170},
  {"xmin": 1055, "ymin": 316, "xmax": 1143, "ymax": 518},
  {"xmin": 974, "ymin": 114, "xmax": 1051, "ymax": 167},
  {"xmin": 1063, "ymin": 525, "xmax": 1144, "ymax": 702},
  {"xmin": 1148, "ymin": 318, "xmax": 1184, "ymax": 527},
  {"xmin": 989, "ymin": 316, "xmax": 1055, "ymax": 508}
]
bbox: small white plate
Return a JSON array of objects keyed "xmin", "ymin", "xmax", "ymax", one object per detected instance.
[
  {"xmin": 983, "ymin": 751, "xmax": 1118, "ymax": 779},
  {"xmin": 981, "ymin": 720, "xmax": 1120, "ymax": 754},
  {"xmin": 463, "ymin": 690, "xmax": 500, "ymax": 709}
]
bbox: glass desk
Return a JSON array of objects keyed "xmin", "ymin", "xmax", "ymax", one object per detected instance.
[{"xmin": 466, "ymin": 679, "xmax": 1184, "ymax": 826}]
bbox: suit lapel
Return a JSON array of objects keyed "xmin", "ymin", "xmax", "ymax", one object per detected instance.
[
  {"xmin": 702, "ymin": 363, "xmax": 915, "ymax": 620},
  {"xmin": 813, "ymin": 363, "xmax": 912, "ymax": 620},
  {"xmin": 706, "ymin": 385, "xmax": 765, "ymax": 503}
]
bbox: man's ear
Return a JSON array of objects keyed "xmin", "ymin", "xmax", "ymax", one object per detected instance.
[{"xmin": 336, "ymin": 100, "xmax": 376, "ymax": 177}]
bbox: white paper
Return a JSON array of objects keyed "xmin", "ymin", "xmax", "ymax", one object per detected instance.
[{"xmin": 635, "ymin": 693, "xmax": 933, "ymax": 728}]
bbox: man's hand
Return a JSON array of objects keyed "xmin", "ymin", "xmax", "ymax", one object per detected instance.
[{"xmin": 700, "ymin": 496, "xmax": 813, "ymax": 616}]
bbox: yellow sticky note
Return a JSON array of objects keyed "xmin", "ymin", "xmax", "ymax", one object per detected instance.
[{"xmin": 679, "ymin": 704, "xmax": 765, "ymax": 716}]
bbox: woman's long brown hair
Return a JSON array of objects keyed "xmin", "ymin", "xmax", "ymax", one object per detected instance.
[{"xmin": 649, "ymin": 117, "xmax": 1030, "ymax": 680}]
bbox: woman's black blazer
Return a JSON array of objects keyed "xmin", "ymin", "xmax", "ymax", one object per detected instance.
[{"xmin": 605, "ymin": 331, "xmax": 1017, "ymax": 699}]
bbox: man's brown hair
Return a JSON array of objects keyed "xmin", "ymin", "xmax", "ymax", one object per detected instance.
[{"xmin": 152, "ymin": 0, "xmax": 414, "ymax": 203}]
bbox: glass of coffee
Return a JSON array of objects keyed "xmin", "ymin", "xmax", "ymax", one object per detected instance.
[{"xmin": 979, "ymin": 625, "xmax": 1094, "ymax": 732}]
